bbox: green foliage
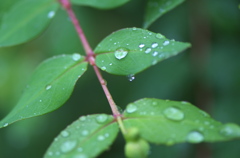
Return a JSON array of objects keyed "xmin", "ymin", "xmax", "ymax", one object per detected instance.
[
  {"xmin": 45, "ymin": 114, "xmax": 119, "ymax": 158},
  {"xmin": 144, "ymin": 0, "xmax": 185, "ymax": 28},
  {"xmin": 123, "ymin": 98, "xmax": 240, "ymax": 145},
  {"xmin": 71, "ymin": 0, "xmax": 129, "ymax": 9},
  {"xmin": 95, "ymin": 28, "xmax": 190, "ymax": 75},
  {"xmin": 0, "ymin": 0, "xmax": 59, "ymax": 47},
  {"xmin": 0, "ymin": 54, "xmax": 87, "ymax": 128}
]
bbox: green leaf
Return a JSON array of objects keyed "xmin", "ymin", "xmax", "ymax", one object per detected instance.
[
  {"xmin": 143, "ymin": 0, "xmax": 185, "ymax": 28},
  {"xmin": 44, "ymin": 114, "xmax": 119, "ymax": 158},
  {"xmin": 0, "ymin": 54, "xmax": 88, "ymax": 128},
  {"xmin": 0, "ymin": 0, "xmax": 59, "ymax": 47},
  {"xmin": 123, "ymin": 98, "xmax": 240, "ymax": 145},
  {"xmin": 71, "ymin": 0, "xmax": 129, "ymax": 9},
  {"xmin": 94, "ymin": 28, "xmax": 190, "ymax": 76}
]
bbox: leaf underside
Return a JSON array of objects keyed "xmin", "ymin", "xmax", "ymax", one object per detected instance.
[
  {"xmin": 123, "ymin": 98, "xmax": 240, "ymax": 145},
  {"xmin": 0, "ymin": 54, "xmax": 88, "ymax": 128},
  {"xmin": 44, "ymin": 114, "xmax": 119, "ymax": 158},
  {"xmin": 144, "ymin": 0, "xmax": 185, "ymax": 28},
  {"xmin": 0, "ymin": 0, "xmax": 59, "ymax": 47},
  {"xmin": 94, "ymin": 28, "xmax": 190, "ymax": 76},
  {"xmin": 71, "ymin": 0, "xmax": 129, "ymax": 9}
]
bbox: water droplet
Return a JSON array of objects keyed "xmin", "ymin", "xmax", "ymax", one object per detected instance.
[
  {"xmin": 101, "ymin": 66, "xmax": 106, "ymax": 70},
  {"xmin": 220, "ymin": 123, "xmax": 240, "ymax": 138},
  {"xmin": 126, "ymin": 104, "xmax": 137, "ymax": 113},
  {"xmin": 77, "ymin": 147, "xmax": 83, "ymax": 152},
  {"xmin": 127, "ymin": 74, "xmax": 135, "ymax": 81},
  {"xmin": 152, "ymin": 51, "xmax": 158, "ymax": 56},
  {"xmin": 72, "ymin": 53, "xmax": 81, "ymax": 61},
  {"xmin": 163, "ymin": 107, "xmax": 184, "ymax": 121},
  {"xmin": 48, "ymin": 151, "xmax": 53, "ymax": 156},
  {"xmin": 39, "ymin": 100, "xmax": 42, "ymax": 102},
  {"xmin": 105, "ymin": 133, "xmax": 109, "ymax": 137},
  {"xmin": 109, "ymin": 63, "xmax": 112, "ymax": 66},
  {"xmin": 60, "ymin": 140, "xmax": 77, "ymax": 153},
  {"xmin": 187, "ymin": 131, "xmax": 204, "ymax": 143},
  {"xmin": 61, "ymin": 131, "xmax": 69, "ymax": 137},
  {"xmin": 74, "ymin": 154, "xmax": 87, "ymax": 158},
  {"xmin": 96, "ymin": 114, "xmax": 108, "ymax": 124},
  {"xmin": 132, "ymin": 27, "xmax": 137, "ymax": 30},
  {"xmin": 151, "ymin": 42, "xmax": 158, "ymax": 48},
  {"xmin": 97, "ymin": 135, "xmax": 105, "ymax": 141},
  {"xmin": 80, "ymin": 116, "xmax": 86, "ymax": 121},
  {"xmin": 152, "ymin": 60, "xmax": 158, "ymax": 65},
  {"xmin": 139, "ymin": 44, "xmax": 145, "ymax": 48},
  {"xmin": 3, "ymin": 123, "xmax": 8, "ymax": 127},
  {"xmin": 181, "ymin": 101, "xmax": 188, "ymax": 104},
  {"xmin": 46, "ymin": 85, "xmax": 52, "ymax": 90},
  {"xmin": 163, "ymin": 41, "xmax": 170, "ymax": 46},
  {"xmin": 81, "ymin": 130, "xmax": 89, "ymax": 136},
  {"xmin": 114, "ymin": 48, "xmax": 129, "ymax": 60},
  {"xmin": 145, "ymin": 47, "xmax": 151, "ymax": 54},
  {"xmin": 48, "ymin": 11, "xmax": 55, "ymax": 18},
  {"xmin": 155, "ymin": 33, "xmax": 165, "ymax": 39}
]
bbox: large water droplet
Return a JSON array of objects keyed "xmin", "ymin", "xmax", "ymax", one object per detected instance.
[
  {"xmin": 72, "ymin": 53, "xmax": 81, "ymax": 61},
  {"xmin": 46, "ymin": 85, "xmax": 52, "ymax": 90},
  {"xmin": 74, "ymin": 154, "xmax": 88, "ymax": 158},
  {"xmin": 48, "ymin": 11, "xmax": 55, "ymax": 18},
  {"xmin": 81, "ymin": 130, "xmax": 89, "ymax": 136},
  {"xmin": 139, "ymin": 44, "xmax": 145, "ymax": 48},
  {"xmin": 220, "ymin": 123, "xmax": 240, "ymax": 138},
  {"xmin": 187, "ymin": 131, "xmax": 204, "ymax": 143},
  {"xmin": 155, "ymin": 33, "xmax": 165, "ymax": 39},
  {"xmin": 96, "ymin": 114, "xmax": 108, "ymax": 124},
  {"xmin": 60, "ymin": 140, "xmax": 77, "ymax": 153},
  {"xmin": 126, "ymin": 104, "xmax": 137, "ymax": 113},
  {"xmin": 61, "ymin": 131, "xmax": 69, "ymax": 137},
  {"xmin": 163, "ymin": 107, "xmax": 184, "ymax": 121},
  {"xmin": 127, "ymin": 74, "xmax": 135, "ymax": 81},
  {"xmin": 114, "ymin": 48, "xmax": 129, "ymax": 60},
  {"xmin": 163, "ymin": 41, "xmax": 170, "ymax": 46},
  {"xmin": 151, "ymin": 42, "xmax": 158, "ymax": 48},
  {"xmin": 3, "ymin": 123, "xmax": 8, "ymax": 127},
  {"xmin": 145, "ymin": 48, "xmax": 151, "ymax": 54},
  {"xmin": 97, "ymin": 135, "xmax": 105, "ymax": 141}
]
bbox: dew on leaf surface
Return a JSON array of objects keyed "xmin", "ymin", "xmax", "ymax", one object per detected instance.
[
  {"xmin": 155, "ymin": 33, "xmax": 165, "ymax": 39},
  {"xmin": 61, "ymin": 131, "xmax": 69, "ymax": 137},
  {"xmin": 127, "ymin": 74, "xmax": 135, "ymax": 81},
  {"xmin": 45, "ymin": 85, "xmax": 52, "ymax": 90},
  {"xmin": 114, "ymin": 48, "xmax": 129, "ymax": 60},
  {"xmin": 145, "ymin": 47, "xmax": 151, "ymax": 54},
  {"xmin": 97, "ymin": 135, "xmax": 105, "ymax": 141},
  {"xmin": 48, "ymin": 11, "xmax": 55, "ymax": 18},
  {"xmin": 163, "ymin": 41, "xmax": 170, "ymax": 46},
  {"xmin": 81, "ymin": 130, "xmax": 89, "ymax": 136},
  {"xmin": 60, "ymin": 140, "xmax": 77, "ymax": 153},
  {"xmin": 95, "ymin": 114, "xmax": 108, "ymax": 124},
  {"xmin": 186, "ymin": 131, "xmax": 204, "ymax": 143},
  {"xmin": 126, "ymin": 104, "xmax": 137, "ymax": 113},
  {"xmin": 139, "ymin": 44, "xmax": 145, "ymax": 48},
  {"xmin": 220, "ymin": 123, "xmax": 240, "ymax": 138},
  {"xmin": 3, "ymin": 123, "xmax": 8, "ymax": 127},
  {"xmin": 72, "ymin": 53, "xmax": 81, "ymax": 61},
  {"xmin": 163, "ymin": 107, "xmax": 184, "ymax": 121},
  {"xmin": 74, "ymin": 154, "xmax": 88, "ymax": 158},
  {"xmin": 152, "ymin": 51, "xmax": 158, "ymax": 57},
  {"xmin": 151, "ymin": 42, "xmax": 158, "ymax": 48}
]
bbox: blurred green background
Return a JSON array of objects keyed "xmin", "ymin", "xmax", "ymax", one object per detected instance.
[{"xmin": 0, "ymin": 0, "xmax": 240, "ymax": 157}]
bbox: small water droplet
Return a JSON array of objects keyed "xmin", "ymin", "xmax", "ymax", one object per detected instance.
[
  {"xmin": 220, "ymin": 123, "xmax": 240, "ymax": 138},
  {"xmin": 132, "ymin": 27, "xmax": 137, "ymax": 30},
  {"xmin": 152, "ymin": 51, "xmax": 158, "ymax": 56},
  {"xmin": 145, "ymin": 47, "xmax": 151, "ymax": 54},
  {"xmin": 114, "ymin": 48, "xmax": 129, "ymax": 60},
  {"xmin": 163, "ymin": 41, "xmax": 170, "ymax": 46},
  {"xmin": 105, "ymin": 133, "xmax": 109, "ymax": 137},
  {"xmin": 152, "ymin": 60, "xmax": 158, "ymax": 65},
  {"xmin": 74, "ymin": 154, "xmax": 88, "ymax": 158},
  {"xmin": 61, "ymin": 131, "xmax": 69, "ymax": 137},
  {"xmin": 155, "ymin": 33, "xmax": 165, "ymax": 39},
  {"xmin": 77, "ymin": 147, "xmax": 83, "ymax": 152},
  {"xmin": 97, "ymin": 135, "xmax": 105, "ymax": 141},
  {"xmin": 126, "ymin": 104, "xmax": 137, "ymax": 113},
  {"xmin": 96, "ymin": 114, "xmax": 108, "ymax": 124},
  {"xmin": 72, "ymin": 53, "xmax": 81, "ymax": 61},
  {"xmin": 3, "ymin": 123, "xmax": 8, "ymax": 127},
  {"xmin": 139, "ymin": 44, "xmax": 145, "ymax": 48},
  {"xmin": 109, "ymin": 63, "xmax": 112, "ymax": 66},
  {"xmin": 81, "ymin": 130, "xmax": 89, "ymax": 136},
  {"xmin": 60, "ymin": 140, "xmax": 77, "ymax": 153},
  {"xmin": 80, "ymin": 116, "xmax": 86, "ymax": 121},
  {"xmin": 151, "ymin": 42, "xmax": 158, "ymax": 48},
  {"xmin": 39, "ymin": 100, "xmax": 42, "ymax": 102},
  {"xmin": 46, "ymin": 85, "xmax": 52, "ymax": 90},
  {"xmin": 48, "ymin": 151, "xmax": 53, "ymax": 156},
  {"xmin": 163, "ymin": 107, "xmax": 184, "ymax": 121},
  {"xmin": 48, "ymin": 11, "xmax": 55, "ymax": 18},
  {"xmin": 187, "ymin": 131, "xmax": 204, "ymax": 143},
  {"xmin": 127, "ymin": 74, "xmax": 135, "ymax": 81},
  {"xmin": 101, "ymin": 66, "xmax": 106, "ymax": 70}
]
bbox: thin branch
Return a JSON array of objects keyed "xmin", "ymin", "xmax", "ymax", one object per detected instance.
[{"xmin": 58, "ymin": 0, "xmax": 121, "ymax": 117}]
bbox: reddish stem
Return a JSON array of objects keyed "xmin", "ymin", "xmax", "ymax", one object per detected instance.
[{"xmin": 58, "ymin": 0, "xmax": 120, "ymax": 117}]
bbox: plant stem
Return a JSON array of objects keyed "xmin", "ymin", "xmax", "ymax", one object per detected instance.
[{"xmin": 58, "ymin": 0, "xmax": 121, "ymax": 117}]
